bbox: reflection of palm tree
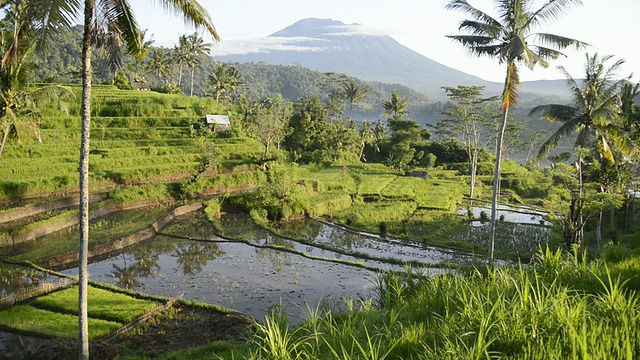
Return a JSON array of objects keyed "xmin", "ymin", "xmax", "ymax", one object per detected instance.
[
  {"xmin": 110, "ymin": 253, "xmax": 160, "ymax": 289},
  {"xmin": 173, "ymin": 242, "xmax": 223, "ymax": 275}
]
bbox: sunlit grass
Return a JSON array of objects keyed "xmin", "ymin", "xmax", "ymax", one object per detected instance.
[
  {"xmin": 0, "ymin": 305, "xmax": 120, "ymax": 339},
  {"xmin": 32, "ymin": 285, "xmax": 160, "ymax": 323}
]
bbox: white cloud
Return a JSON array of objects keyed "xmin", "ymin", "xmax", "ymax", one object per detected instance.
[
  {"xmin": 211, "ymin": 36, "xmax": 329, "ymax": 56},
  {"xmin": 323, "ymin": 23, "xmax": 389, "ymax": 37}
]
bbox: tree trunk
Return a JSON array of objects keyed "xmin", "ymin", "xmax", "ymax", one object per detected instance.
[
  {"xmin": 596, "ymin": 211, "xmax": 603, "ymax": 246},
  {"xmin": 470, "ymin": 150, "xmax": 478, "ymax": 199},
  {"xmin": 79, "ymin": 1, "xmax": 94, "ymax": 359},
  {"xmin": 0, "ymin": 126, "xmax": 8, "ymax": 161},
  {"xmin": 190, "ymin": 67, "xmax": 195, "ymax": 97}
]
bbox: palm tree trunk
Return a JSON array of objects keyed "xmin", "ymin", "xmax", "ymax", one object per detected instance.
[
  {"xmin": 470, "ymin": 151, "xmax": 478, "ymax": 199},
  {"xmin": 79, "ymin": 1, "xmax": 94, "ymax": 359},
  {"xmin": 0, "ymin": 127, "xmax": 8, "ymax": 162},
  {"xmin": 190, "ymin": 66, "xmax": 195, "ymax": 97},
  {"xmin": 489, "ymin": 105, "xmax": 507, "ymax": 263}
]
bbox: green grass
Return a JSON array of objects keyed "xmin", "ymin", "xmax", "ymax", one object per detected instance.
[
  {"xmin": 0, "ymin": 305, "xmax": 120, "ymax": 339},
  {"xmin": 31, "ymin": 286, "xmax": 160, "ymax": 323}
]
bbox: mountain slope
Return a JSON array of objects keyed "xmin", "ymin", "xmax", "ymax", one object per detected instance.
[{"xmin": 216, "ymin": 18, "xmax": 496, "ymax": 98}]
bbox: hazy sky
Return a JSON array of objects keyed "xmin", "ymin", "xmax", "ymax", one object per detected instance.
[{"xmin": 131, "ymin": 0, "xmax": 639, "ymax": 83}]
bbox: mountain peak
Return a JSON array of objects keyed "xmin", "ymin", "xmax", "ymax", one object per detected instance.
[{"xmin": 270, "ymin": 18, "xmax": 354, "ymax": 38}]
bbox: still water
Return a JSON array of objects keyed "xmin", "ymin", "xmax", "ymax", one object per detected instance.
[{"xmin": 56, "ymin": 212, "xmax": 467, "ymax": 322}]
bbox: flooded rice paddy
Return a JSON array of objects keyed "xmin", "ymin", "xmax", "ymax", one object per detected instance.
[{"xmin": 1, "ymin": 203, "xmax": 551, "ymax": 324}]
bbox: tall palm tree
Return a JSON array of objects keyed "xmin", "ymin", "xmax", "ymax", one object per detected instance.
[
  {"xmin": 531, "ymin": 53, "xmax": 632, "ymax": 245},
  {"xmin": 342, "ymin": 78, "xmax": 369, "ymax": 122},
  {"xmin": 185, "ymin": 32, "xmax": 211, "ymax": 96},
  {"xmin": 73, "ymin": 1, "xmax": 219, "ymax": 358},
  {"xmin": 171, "ymin": 34, "xmax": 190, "ymax": 86},
  {"xmin": 382, "ymin": 90, "xmax": 408, "ymax": 117},
  {"xmin": 446, "ymin": 0, "xmax": 585, "ymax": 262}
]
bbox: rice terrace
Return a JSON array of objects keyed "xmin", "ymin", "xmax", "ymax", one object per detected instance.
[{"xmin": 1, "ymin": 0, "xmax": 640, "ymax": 359}]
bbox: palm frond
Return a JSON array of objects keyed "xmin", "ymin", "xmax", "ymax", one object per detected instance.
[
  {"xmin": 98, "ymin": 0, "xmax": 146, "ymax": 59},
  {"xmin": 445, "ymin": 0, "xmax": 502, "ymax": 27},
  {"xmin": 458, "ymin": 20, "xmax": 501, "ymax": 37},
  {"xmin": 151, "ymin": 0, "xmax": 220, "ymax": 41},
  {"xmin": 528, "ymin": 0, "xmax": 583, "ymax": 25},
  {"xmin": 31, "ymin": 0, "xmax": 81, "ymax": 52},
  {"xmin": 532, "ymin": 33, "xmax": 587, "ymax": 51},
  {"xmin": 501, "ymin": 62, "xmax": 520, "ymax": 109},
  {"xmin": 536, "ymin": 119, "xmax": 580, "ymax": 160},
  {"xmin": 529, "ymin": 104, "xmax": 577, "ymax": 121}
]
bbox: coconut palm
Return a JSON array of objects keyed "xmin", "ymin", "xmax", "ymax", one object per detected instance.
[
  {"xmin": 171, "ymin": 34, "xmax": 190, "ymax": 86},
  {"xmin": 446, "ymin": 0, "xmax": 585, "ymax": 262},
  {"xmin": 342, "ymin": 78, "xmax": 369, "ymax": 122},
  {"xmin": 531, "ymin": 53, "xmax": 633, "ymax": 245},
  {"xmin": 72, "ymin": 1, "xmax": 218, "ymax": 358},
  {"xmin": 185, "ymin": 32, "xmax": 211, "ymax": 96},
  {"xmin": 0, "ymin": 0, "xmax": 75, "ymax": 162},
  {"xmin": 209, "ymin": 62, "xmax": 242, "ymax": 103},
  {"xmin": 146, "ymin": 48, "xmax": 173, "ymax": 82},
  {"xmin": 382, "ymin": 90, "xmax": 408, "ymax": 117}
]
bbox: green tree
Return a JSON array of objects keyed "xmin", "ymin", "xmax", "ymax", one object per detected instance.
[
  {"xmin": 244, "ymin": 95, "xmax": 293, "ymax": 159},
  {"xmin": 0, "ymin": 0, "xmax": 74, "ymax": 162},
  {"xmin": 285, "ymin": 94, "xmax": 328, "ymax": 163},
  {"xmin": 342, "ymin": 78, "xmax": 369, "ymax": 122},
  {"xmin": 385, "ymin": 115, "xmax": 423, "ymax": 171},
  {"xmin": 171, "ymin": 34, "xmax": 190, "ymax": 86},
  {"xmin": 382, "ymin": 90, "xmax": 408, "ymax": 117},
  {"xmin": 531, "ymin": 53, "xmax": 632, "ymax": 246},
  {"xmin": 446, "ymin": 0, "xmax": 584, "ymax": 262},
  {"xmin": 146, "ymin": 48, "xmax": 172, "ymax": 82},
  {"xmin": 185, "ymin": 32, "xmax": 211, "ymax": 96},
  {"xmin": 209, "ymin": 62, "xmax": 242, "ymax": 104},
  {"xmin": 436, "ymin": 85, "xmax": 496, "ymax": 199}
]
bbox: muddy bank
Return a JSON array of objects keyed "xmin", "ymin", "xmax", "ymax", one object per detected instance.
[
  {"xmin": 35, "ymin": 203, "xmax": 203, "ymax": 270},
  {"xmin": 3, "ymin": 199, "xmax": 185, "ymax": 247},
  {"xmin": 0, "ymin": 194, "xmax": 109, "ymax": 224}
]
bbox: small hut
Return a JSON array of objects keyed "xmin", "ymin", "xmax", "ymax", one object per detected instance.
[{"xmin": 205, "ymin": 115, "xmax": 231, "ymax": 132}]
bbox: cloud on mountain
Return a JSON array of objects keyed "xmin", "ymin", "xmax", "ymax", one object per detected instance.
[
  {"xmin": 213, "ymin": 36, "xmax": 328, "ymax": 56},
  {"xmin": 323, "ymin": 23, "xmax": 389, "ymax": 37}
]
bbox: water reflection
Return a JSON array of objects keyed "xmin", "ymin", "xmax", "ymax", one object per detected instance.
[{"xmin": 173, "ymin": 242, "xmax": 224, "ymax": 275}]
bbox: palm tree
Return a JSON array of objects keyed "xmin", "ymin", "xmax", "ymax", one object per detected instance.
[
  {"xmin": 73, "ymin": 1, "xmax": 218, "ymax": 358},
  {"xmin": 342, "ymin": 78, "xmax": 369, "ymax": 122},
  {"xmin": 171, "ymin": 34, "xmax": 190, "ymax": 86},
  {"xmin": 382, "ymin": 90, "xmax": 408, "ymax": 117},
  {"xmin": 531, "ymin": 53, "xmax": 632, "ymax": 245},
  {"xmin": 146, "ymin": 48, "xmax": 173, "ymax": 82},
  {"xmin": 209, "ymin": 62, "xmax": 242, "ymax": 103},
  {"xmin": 0, "ymin": 1, "xmax": 75, "ymax": 162},
  {"xmin": 185, "ymin": 32, "xmax": 211, "ymax": 96},
  {"xmin": 446, "ymin": 0, "xmax": 585, "ymax": 262}
]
